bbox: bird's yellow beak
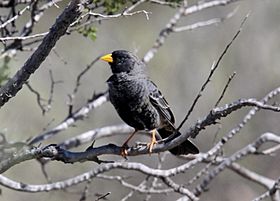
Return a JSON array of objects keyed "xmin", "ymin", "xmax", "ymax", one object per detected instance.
[{"xmin": 100, "ymin": 54, "xmax": 113, "ymax": 63}]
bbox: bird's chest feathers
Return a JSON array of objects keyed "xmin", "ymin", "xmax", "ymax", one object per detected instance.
[
  {"xmin": 107, "ymin": 73, "xmax": 160, "ymax": 130},
  {"xmin": 107, "ymin": 74, "xmax": 147, "ymax": 102}
]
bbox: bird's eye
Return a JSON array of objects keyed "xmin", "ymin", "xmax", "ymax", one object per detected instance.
[{"xmin": 117, "ymin": 59, "xmax": 124, "ymax": 65}]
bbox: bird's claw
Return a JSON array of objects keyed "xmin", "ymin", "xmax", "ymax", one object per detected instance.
[
  {"xmin": 147, "ymin": 141, "xmax": 157, "ymax": 155},
  {"xmin": 148, "ymin": 130, "xmax": 157, "ymax": 155},
  {"xmin": 120, "ymin": 144, "xmax": 129, "ymax": 159}
]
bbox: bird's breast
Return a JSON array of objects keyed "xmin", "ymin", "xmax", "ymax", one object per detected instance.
[
  {"xmin": 107, "ymin": 77, "xmax": 161, "ymax": 130},
  {"xmin": 108, "ymin": 78, "xmax": 147, "ymax": 111}
]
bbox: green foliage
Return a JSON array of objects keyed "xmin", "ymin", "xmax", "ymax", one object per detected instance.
[
  {"xmin": 103, "ymin": 0, "xmax": 128, "ymax": 14},
  {"xmin": 92, "ymin": 0, "xmax": 131, "ymax": 14},
  {"xmin": 83, "ymin": 0, "xmax": 182, "ymax": 40},
  {"xmin": 92, "ymin": 0, "xmax": 183, "ymax": 13},
  {"xmin": 78, "ymin": 26, "xmax": 97, "ymax": 41},
  {"xmin": 166, "ymin": 0, "xmax": 182, "ymax": 2},
  {"xmin": 0, "ymin": 56, "xmax": 10, "ymax": 86},
  {"xmin": 167, "ymin": 0, "xmax": 183, "ymax": 7}
]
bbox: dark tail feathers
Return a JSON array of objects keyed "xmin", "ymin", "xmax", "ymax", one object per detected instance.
[{"xmin": 157, "ymin": 128, "xmax": 199, "ymax": 155}]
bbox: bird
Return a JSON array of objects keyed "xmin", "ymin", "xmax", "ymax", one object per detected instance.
[{"xmin": 100, "ymin": 50, "xmax": 199, "ymax": 156}]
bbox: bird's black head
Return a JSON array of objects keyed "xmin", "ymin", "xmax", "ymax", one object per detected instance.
[{"xmin": 101, "ymin": 50, "xmax": 142, "ymax": 74}]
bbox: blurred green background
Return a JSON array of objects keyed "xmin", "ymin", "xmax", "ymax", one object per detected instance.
[{"xmin": 1, "ymin": 0, "xmax": 280, "ymax": 200}]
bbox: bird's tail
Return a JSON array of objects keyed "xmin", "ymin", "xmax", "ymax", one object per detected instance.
[{"xmin": 157, "ymin": 128, "xmax": 199, "ymax": 155}]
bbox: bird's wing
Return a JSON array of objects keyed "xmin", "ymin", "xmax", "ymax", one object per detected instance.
[{"xmin": 148, "ymin": 81, "xmax": 175, "ymax": 128}]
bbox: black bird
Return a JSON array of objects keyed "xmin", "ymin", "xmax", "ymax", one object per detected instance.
[{"xmin": 100, "ymin": 50, "xmax": 199, "ymax": 156}]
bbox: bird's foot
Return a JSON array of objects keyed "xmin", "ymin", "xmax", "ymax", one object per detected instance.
[
  {"xmin": 120, "ymin": 143, "xmax": 129, "ymax": 159},
  {"xmin": 147, "ymin": 129, "xmax": 157, "ymax": 154},
  {"xmin": 147, "ymin": 140, "xmax": 157, "ymax": 155},
  {"xmin": 120, "ymin": 130, "xmax": 138, "ymax": 159}
]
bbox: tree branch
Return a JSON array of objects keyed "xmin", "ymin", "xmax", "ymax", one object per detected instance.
[
  {"xmin": 177, "ymin": 14, "xmax": 248, "ymax": 130},
  {"xmin": 28, "ymin": 91, "xmax": 108, "ymax": 145},
  {"xmin": 143, "ymin": 0, "xmax": 241, "ymax": 63},
  {"xmin": 193, "ymin": 133, "xmax": 280, "ymax": 196},
  {"xmin": 0, "ymin": 0, "xmax": 82, "ymax": 107},
  {"xmin": 252, "ymin": 177, "xmax": 280, "ymax": 201},
  {"xmin": 1, "ymin": 91, "xmax": 279, "ymax": 174}
]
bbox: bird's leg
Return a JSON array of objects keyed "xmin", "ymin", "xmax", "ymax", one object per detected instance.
[
  {"xmin": 147, "ymin": 129, "xmax": 157, "ymax": 154},
  {"xmin": 121, "ymin": 129, "xmax": 138, "ymax": 158}
]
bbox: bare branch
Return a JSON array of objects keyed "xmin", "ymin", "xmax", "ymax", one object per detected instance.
[
  {"xmin": 0, "ymin": 159, "xmax": 202, "ymax": 192},
  {"xmin": 52, "ymin": 48, "xmax": 68, "ymax": 65},
  {"xmin": 71, "ymin": 0, "xmax": 149, "ymax": 28},
  {"xmin": 165, "ymin": 87, "xmax": 280, "ymax": 181},
  {"xmin": 25, "ymin": 70, "xmax": 61, "ymax": 115},
  {"xmin": 201, "ymin": 86, "xmax": 280, "ymax": 160},
  {"xmin": 19, "ymin": 0, "xmax": 63, "ymax": 37},
  {"xmin": 229, "ymin": 162, "xmax": 274, "ymax": 189},
  {"xmin": 95, "ymin": 192, "xmax": 111, "ymax": 201},
  {"xmin": 72, "ymin": 55, "xmax": 101, "ymax": 96},
  {"xmin": 59, "ymin": 124, "xmax": 133, "ymax": 150},
  {"xmin": 121, "ymin": 178, "xmax": 150, "ymax": 201},
  {"xmin": 5, "ymin": 96, "xmax": 280, "ymax": 166},
  {"xmin": 47, "ymin": 70, "xmax": 62, "ymax": 110},
  {"xmin": 0, "ymin": 85, "xmax": 278, "ymax": 174},
  {"xmin": 252, "ymin": 177, "xmax": 280, "ymax": 201},
  {"xmin": 0, "ymin": 32, "xmax": 47, "ymax": 42},
  {"xmin": 143, "ymin": 0, "xmax": 242, "ymax": 63},
  {"xmin": 0, "ymin": 2, "xmax": 279, "ymax": 200},
  {"xmin": 214, "ymin": 72, "xmax": 236, "ymax": 107},
  {"xmin": 177, "ymin": 14, "xmax": 248, "ymax": 130},
  {"xmin": 185, "ymin": 163, "xmax": 212, "ymax": 186},
  {"xmin": 0, "ymin": 5, "xmax": 30, "ymax": 30},
  {"xmin": 148, "ymin": 0, "xmax": 180, "ymax": 7},
  {"xmin": 161, "ymin": 177, "xmax": 198, "ymax": 200},
  {"xmin": 180, "ymin": 154, "xmax": 276, "ymax": 189},
  {"xmin": 0, "ymin": 132, "xmax": 279, "ymax": 197},
  {"xmin": 28, "ymin": 91, "xmax": 108, "ymax": 145},
  {"xmin": 1, "ymin": 0, "xmax": 64, "ymax": 57},
  {"xmin": 193, "ymin": 133, "xmax": 280, "ymax": 196},
  {"xmin": 177, "ymin": 96, "xmax": 280, "ymax": 144},
  {"xmin": 98, "ymin": 174, "xmax": 172, "ymax": 194},
  {"xmin": 25, "ymin": 82, "xmax": 46, "ymax": 114},
  {"xmin": 177, "ymin": 155, "xmax": 278, "ymax": 201},
  {"xmin": 261, "ymin": 144, "xmax": 280, "ymax": 155},
  {"xmin": 79, "ymin": 179, "xmax": 93, "ymax": 201},
  {"xmin": 0, "ymin": 0, "xmax": 82, "ymax": 107},
  {"xmin": 87, "ymin": 9, "xmax": 150, "ymax": 20},
  {"xmin": 173, "ymin": 8, "xmax": 238, "ymax": 32}
]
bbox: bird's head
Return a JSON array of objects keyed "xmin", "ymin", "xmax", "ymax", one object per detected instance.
[{"xmin": 100, "ymin": 50, "xmax": 142, "ymax": 74}]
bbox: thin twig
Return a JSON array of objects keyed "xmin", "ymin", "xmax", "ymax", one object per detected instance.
[
  {"xmin": 79, "ymin": 179, "xmax": 92, "ymax": 201},
  {"xmin": 120, "ymin": 178, "xmax": 150, "ymax": 201},
  {"xmin": 95, "ymin": 192, "xmax": 111, "ymax": 201},
  {"xmin": 0, "ymin": 5, "xmax": 30, "ymax": 29},
  {"xmin": 143, "ymin": 0, "xmax": 241, "ymax": 63},
  {"xmin": 28, "ymin": 91, "xmax": 108, "ymax": 145},
  {"xmin": 0, "ymin": 0, "xmax": 82, "ymax": 107},
  {"xmin": 161, "ymin": 177, "xmax": 198, "ymax": 200},
  {"xmin": 0, "ymin": 32, "xmax": 47, "ymax": 42},
  {"xmin": 72, "ymin": 55, "xmax": 101, "ymax": 96},
  {"xmin": 261, "ymin": 144, "xmax": 280, "ymax": 155},
  {"xmin": 215, "ymin": 72, "xmax": 236, "ymax": 107},
  {"xmin": 193, "ymin": 133, "xmax": 280, "ymax": 196},
  {"xmin": 252, "ymin": 177, "xmax": 280, "ymax": 201},
  {"xmin": 25, "ymin": 82, "xmax": 46, "ymax": 114},
  {"xmin": 177, "ymin": 14, "xmax": 249, "ymax": 130},
  {"xmin": 47, "ymin": 70, "xmax": 62, "ymax": 108},
  {"xmin": 173, "ymin": 8, "xmax": 238, "ymax": 32},
  {"xmin": 185, "ymin": 163, "xmax": 213, "ymax": 186},
  {"xmin": 148, "ymin": 0, "xmax": 180, "ymax": 7},
  {"xmin": 71, "ymin": 0, "xmax": 149, "ymax": 27}
]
